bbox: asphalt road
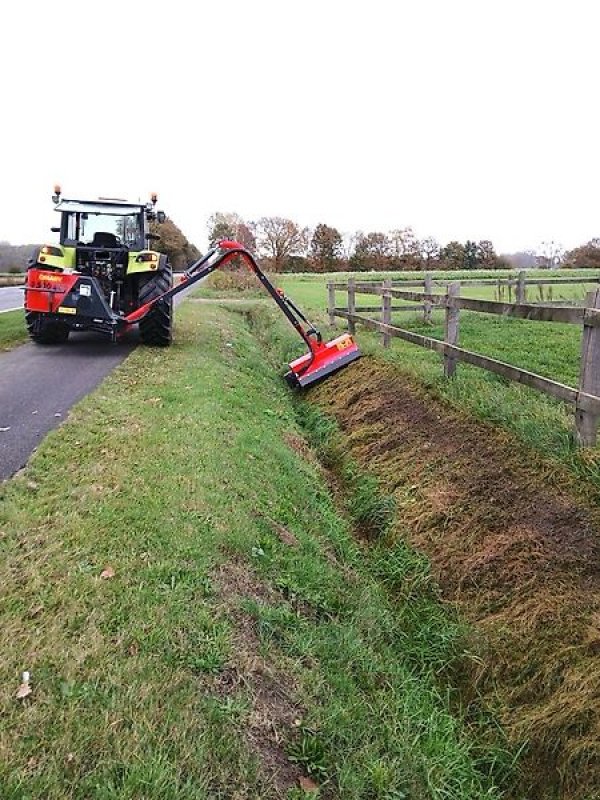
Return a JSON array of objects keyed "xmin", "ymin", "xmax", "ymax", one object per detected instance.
[
  {"xmin": 0, "ymin": 332, "xmax": 139, "ymax": 481},
  {"xmin": 0, "ymin": 285, "xmax": 25, "ymax": 313},
  {"xmin": 0, "ymin": 288, "xmax": 193, "ymax": 481}
]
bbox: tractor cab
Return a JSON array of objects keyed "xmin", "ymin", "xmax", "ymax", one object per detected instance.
[
  {"xmin": 57, "ymin": 200, "xmax": 147, "ymax": 250},
  {"xmin": 53, "ymin": 189, "xmax": 166, "ymax": 248},
  {"xmin": 25, "ymin": 187, "xmax": 173, "ymax": 346}
]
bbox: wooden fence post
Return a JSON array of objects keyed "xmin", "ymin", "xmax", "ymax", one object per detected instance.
[
  {"xmin": 423, "ymin": 272, "xmax": 433, "ymax": 324},
  {"xmin": 327, "ymin": 282, "xmax": 336, "ymax": 327},
  {"xmin": 382, "ymin": 279, "xmax": 392, "ymax": 348},
  {"xmin": 347, "ymin": 277, "xmax": 356, "ymax": 335},
  {"xmin": 444, "ymin": 282, "xmax": 460, "ymax": 378},
  {"xmin": 516, "ymin": 270, "xmax": 526, "ymax": 304},
  {"xmin": 575, "ymin": 288, "xmax": 600, "ymax": 447}
]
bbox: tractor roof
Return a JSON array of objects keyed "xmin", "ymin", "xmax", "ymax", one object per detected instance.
[{"xmin": 55, "ymin": 199, "xmax": 145, "ymax": 215}]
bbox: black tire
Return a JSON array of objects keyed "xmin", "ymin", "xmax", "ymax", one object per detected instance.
[
  {"xmin": 138, "ymin": 262, "xmax": 173, "ymax": 347},
  {"xmin": 25, "ymin": 311, "xmax": 70, "ymax": 344}
]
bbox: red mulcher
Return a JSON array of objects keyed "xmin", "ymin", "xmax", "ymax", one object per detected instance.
[
  {"xmin": 27, "ymin": 240, "xmax": 361, "ymax": 388},
  {"xmin": 128, "ymin": 240, "xmax": 361, "ymax": 388}
]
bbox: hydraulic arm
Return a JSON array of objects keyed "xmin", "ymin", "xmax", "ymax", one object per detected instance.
[{"xmin": 124, "ymin": 240, "xmax": 361, "ymax": 387}]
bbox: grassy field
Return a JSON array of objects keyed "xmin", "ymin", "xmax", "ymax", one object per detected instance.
[
  {"xmin": 0, "ymin": 302, "xmax": 513, "ymax": 799},
  {"xmin": 0, "ymin": 309, "xmax": 27, "ymax": 350},
  {"xmin": 0, "ymin": 274, "xmax": 25, "ymax": 287},
  {"xmin": 275, "ymin": 269, "xmax": 600, "ymax": 311}
]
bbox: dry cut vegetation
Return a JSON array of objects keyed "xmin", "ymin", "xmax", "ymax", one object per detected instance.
[{"xmin": 310, "ymin": 358, "xmax": 600, "ymax": 800}]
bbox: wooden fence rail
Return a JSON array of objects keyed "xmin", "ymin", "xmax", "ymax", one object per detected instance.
[
  {"xmin": 327, "ymin": 279, "xmax": 600, "ymax": 447},
  {"xmin": 329, "ymin": 272, "xmax": 600, "ymax": 291}
]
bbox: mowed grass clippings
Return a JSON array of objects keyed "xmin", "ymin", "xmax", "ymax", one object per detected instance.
[
  {"xmin": 308, "ymin": 358, "xmax": 600, "ymax": 800},
  {"xmin": 0, "ymin": 309, "xmax": 27, "ymax": 350},
  {"xmin": 0, "ymin": 303, "xmax": 508, "ymax": 799}
]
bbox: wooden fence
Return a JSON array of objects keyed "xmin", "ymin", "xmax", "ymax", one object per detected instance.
[
  {"xmin": 328, "ymin": 271, "xmax": 600, "ymax": 307},
  {"xmin": 327, "ymin": 277, "xmax": 600, "ymax": 447}
]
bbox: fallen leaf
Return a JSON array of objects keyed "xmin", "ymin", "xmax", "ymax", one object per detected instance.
[
  {"xmin": 271, "ymin": 520, "xmax": 299, "ymax": 548},
  {"xmin": 16, "ymin": 671, "xmax": 32, "ymax": 700},
  {"xmin": 16, "ymin": 683, "xmax": 32, "ymax": 699},
  {"xmin": 100, "ymin": 566, "xmax": 115, "ymax": 579},
  {"xmin": 299, "ymin": 776, "xmax": 319, "ymax": 793}
]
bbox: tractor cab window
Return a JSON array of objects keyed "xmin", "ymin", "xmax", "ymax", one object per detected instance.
[{"xmin": 64, "ymin": 212, "xmax": 143, "ymax": 248}]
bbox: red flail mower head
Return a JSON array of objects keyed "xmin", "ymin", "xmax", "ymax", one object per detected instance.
[{"xmin": 285, "ymin": 333, "xmax": 361, "ymax": 388}]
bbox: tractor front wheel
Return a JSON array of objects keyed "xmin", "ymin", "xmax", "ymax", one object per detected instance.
[
  {"xmin": 138, "ymin": 264, "xmax": 173, "ymax": 347},
  {"xmin": 25, "ymin": 312, "xmax": 70, "ymax": 344}
]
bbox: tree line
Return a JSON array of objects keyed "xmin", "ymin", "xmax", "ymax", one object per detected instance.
[
  {"xmin": 207, "ymin": 213, "xmax": 600, "ymax": 273},
  {"xmin": 0, "ymin": 242, "xmax": 39, "ymax": 273},
  {"xmin": 206, "ymin": 212, "xmax": 513, "ymax": 272}
]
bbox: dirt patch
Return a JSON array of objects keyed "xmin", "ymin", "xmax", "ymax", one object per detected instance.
[
  {"xmin": 310, "ymin": 357, "xmax": 600, "ymax": 800},
  {"xmin": 213, "ymin": 561, "xmax": 308, "ymax": 798},
  {"xmin": 283, "ymin": 431, "xmax": 320, "ymax": 467}
]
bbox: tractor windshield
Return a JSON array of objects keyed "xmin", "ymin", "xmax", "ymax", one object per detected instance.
[{"xmin": 64, "ymin": 211, "xmax": 143, "ymax": 248}]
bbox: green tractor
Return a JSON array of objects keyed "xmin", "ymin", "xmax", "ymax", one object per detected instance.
[{"xmin": 25, "ymin": 186, "xmax": 173, "ymax": 345}]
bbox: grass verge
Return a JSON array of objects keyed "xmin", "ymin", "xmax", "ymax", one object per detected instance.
[
  {"xmin": 0, "ymin": 309, "xmax": 27, "ymax": 350},
  {"xmin": 0, "ymin": 302, "xmax": 511, "ymax": 799}
]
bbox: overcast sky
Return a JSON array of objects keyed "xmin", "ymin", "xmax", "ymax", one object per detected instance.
[{"xmin": 2, "ymin": 0, "xmax": 598, "ymax": 254}]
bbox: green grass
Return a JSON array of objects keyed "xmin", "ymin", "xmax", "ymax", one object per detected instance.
[
  {"xmin": 273, "ymin": 268, "xmax": 600, "ymax": 314},
  {"xmin": 0, "ymin": 275, "xmax": 25, "ymax": 288},
  {"xmin": 0, "ymin": 309, "xmax": 27, "ymax": 349},
  {"xmin": 0, "ymin": 301, "xmax": 514, "ymax": 799}
]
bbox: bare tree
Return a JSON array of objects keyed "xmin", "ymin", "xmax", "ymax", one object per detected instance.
[
  {"xmin": 538, "ymin": 240, "xmax": 564, "ymax": 269},
  {"xmin": 389, "ymin": 227, "xmax": 420, "ymax": 268},
  {"xmin": 419, "ymin": 236, "xmax": 441, "ymax": 269},
  {"xmin": 207, "ymin": 212, "xmax": 255, "ymax": 252},
  {"xmin": 255, "ymin": 216, "xmax": 308, "ymax": 271},
  {"xmin": 341, "ymin": 232, "xmax": 358, "ymax": 262}
]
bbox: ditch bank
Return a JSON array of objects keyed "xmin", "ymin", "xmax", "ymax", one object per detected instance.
[{"xmin": 308, "ymin": 357, "xmax": 600, "ymax": 800}]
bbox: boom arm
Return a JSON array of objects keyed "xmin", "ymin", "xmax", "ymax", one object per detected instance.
[
  {"xmin": 124, "ymin": 240, "xmax": 361, "ymax": 387},
  {"xmin": 124, "ymin": 240, "xmax": 321, "ymax": 369}
]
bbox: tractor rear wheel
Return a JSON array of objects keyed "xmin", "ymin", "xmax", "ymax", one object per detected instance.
[
  {"xmin": 25, "ymin": 312, "xmax": 70, "ymax": 344},
  {"xmin": 138, "ymin": 264, "xmax": 173, "ymax": 347}
]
